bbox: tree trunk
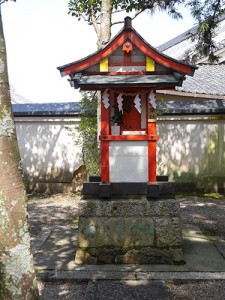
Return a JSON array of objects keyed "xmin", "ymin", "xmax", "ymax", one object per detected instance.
[
  {"xmin": 96, "ymin": 1, "xmax": 112, "ymax": 153},
  {"xmin": 0, "ymin": 6, "xmax": 39, "ymax": 300},
  {"xmin": 99, "ymin": 0, "xmax": 112, "ymax": 48}
]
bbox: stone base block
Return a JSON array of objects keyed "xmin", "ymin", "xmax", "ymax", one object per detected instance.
[{"xmin": 75, "ymin": 198, "xmax": 184, "ymax": 265}]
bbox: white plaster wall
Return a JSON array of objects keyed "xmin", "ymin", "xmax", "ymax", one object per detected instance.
[
  {"xmin": 157, "ymin": 115, "xmax": 225, "ymax": 187},
  {"xmin": 14, "ymin": 114, "xmax": 225, "ymax": 192},
  {"xmin": 15, "ymin": 116, "xmax": 83, "ymax": 183},
  {"xmin": 109, "ymin": 141, "xmax": 148, "ymax": 182}
]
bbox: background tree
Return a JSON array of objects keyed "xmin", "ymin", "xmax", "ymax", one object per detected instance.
[
  {"xmin": 0, "ymin": 1, "xmax": 39, "ymax": 299},
  {"xmin": 187, "ymin": 0, "xmax": 225, "ymax": 62},
  {"xmin": 68, "ymin": 0, "xmax": 184, "ymax": 49},
  {"xmin": 68, "ymin": 0, "xmax": 225, "ymax": 59}
]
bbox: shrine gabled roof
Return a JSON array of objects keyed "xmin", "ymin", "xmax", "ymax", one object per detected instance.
[{"xmin": 57, "ymin": 17, "xmax": 197, "ymax": 79}]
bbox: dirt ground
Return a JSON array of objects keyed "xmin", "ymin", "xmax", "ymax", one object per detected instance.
[
  {"xmin": 27, "ymin": 193, "xmax": 225, "ymax": 299},
  {"xmin": 27, "ymin": 193, "xmax": 80, "ymax": 236}
]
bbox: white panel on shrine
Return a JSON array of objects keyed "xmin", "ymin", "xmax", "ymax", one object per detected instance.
[
  {"xmin": 109, "ymin": 141, "xmax": 148, "ymax": 182},
  {"xmin": 109, "ymin": 66, "xmax": 145, "ymax": 72}
]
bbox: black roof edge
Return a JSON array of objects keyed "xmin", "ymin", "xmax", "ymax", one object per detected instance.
[
  {"xmin": 13, "ymin": 111, "xmax": 81, "ymax": 117},
  {"xmin": 157, "ymin": 26, "xmax": 197, "ymax": 52},
  {"xmin": 163, "ymin": 109, "xmax": 225, "ymax": 115},
  {"xmin": 12, "ymin": 102, "xmax": 81, "ymax": 117}
]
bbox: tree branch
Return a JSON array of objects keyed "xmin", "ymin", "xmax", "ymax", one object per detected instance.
[
  {"xmin": 0, "ymin": 0, "xmax": 16, "ymax": 4},
  {"xmin": 90, "ymin": 3, "xmax": 100, "ymax": 37},
  {"xmin": 112, "ymin": 9, "xmax": 143, "ymax": 26}
]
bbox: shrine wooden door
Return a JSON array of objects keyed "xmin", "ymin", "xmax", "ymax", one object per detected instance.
[{"xmin": 120, "ymin": 97, "xmax": 141, "ymax": 132}]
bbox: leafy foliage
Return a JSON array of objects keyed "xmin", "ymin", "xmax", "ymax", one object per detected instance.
[
  {"xmin": 68, "ymin": 0, "xmax": 225, "ymax": 62},
  {"xmin": 157, "ymin": 98, "xmax": 168, "ymax": 116},
  {"xmin": 71, "ymin": 91, "xmax": 100, "ymax": 175},
  {"xmin": 68, "ymin": 0, "xmax": 184, "ymax": 24},
  {"xmin": 68, "ymin": 0, "xmax": 101, "ymax": 22},
  {"xmin": 186, "ymin": 0, "xmax": 225, "ymax": 62}
]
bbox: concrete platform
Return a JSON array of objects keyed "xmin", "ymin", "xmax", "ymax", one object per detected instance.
[{"xmin": 33, "ymin": 225, "xmax": 225, "ymax": 281}]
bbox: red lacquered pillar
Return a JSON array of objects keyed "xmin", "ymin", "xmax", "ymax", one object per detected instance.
[
  {"xmin": 148, "ymin": 121, "xmax": 157, "ymax": 182},
  {"xmin": 147, "ymin": 90, "xmax": 157, "ymax": 182},
  {"xmin": 100, "ymin": 91, "xmax": 110, "ymax": 182}
]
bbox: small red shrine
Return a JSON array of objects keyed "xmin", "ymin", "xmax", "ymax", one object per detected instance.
[{"xmin": 58, "ymin": 17, "xmax": 196, "ymax": 198}]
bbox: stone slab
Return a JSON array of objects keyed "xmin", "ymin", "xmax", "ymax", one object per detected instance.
[
  {"xmin": 34, "ymin": 228, "xmax": 225, "ymax": 273},
  {"xmin": 34, "ymin": 226, "xmax": 77, "ymax": 270},
  {"xmin": 182, "ymin": 236, "xmax": 225, "ymax": 272},
  {"xmin": 38, "ymin": 270, "xmax": 225, "ymax": 281},
  {"xmin": 214, "ymin": 239, "xmax": 225, "ymax": 259},
  {"xmin": 31, "ymin": 227, "xmax": 54, "ymax": 253}
]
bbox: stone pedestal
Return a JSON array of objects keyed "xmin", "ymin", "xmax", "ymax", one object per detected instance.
[{"xmin": 75, "ymin": 198, "xmax": 184, "ymax": 264}]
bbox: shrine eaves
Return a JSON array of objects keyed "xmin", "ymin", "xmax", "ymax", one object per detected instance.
[{"xmin": 57, "ymin": 17, "xmax": 197, "ymax": 91}]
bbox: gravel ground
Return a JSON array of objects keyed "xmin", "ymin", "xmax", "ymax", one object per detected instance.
[
  {"xmin": 37, "ymin": 280, "xmax": 88, "ymax": 300},
  {"xmin": 27, "ymin": 193, "xmax": 80, "ymax": 231},
  {"xmin": 179, "ymin": 195, "xmax": 225, "ymax": 240},
  {"xmin": 27, "ymin": 193, "xmax": 225, "ymax": 299},
  {"xmin": 166, "ymin": 279, "xmax": 225, "ymax": 300}
]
